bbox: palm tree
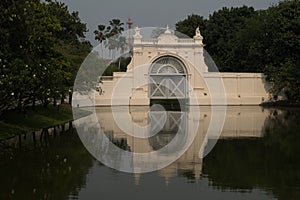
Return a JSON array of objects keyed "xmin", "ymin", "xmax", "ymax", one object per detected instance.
[
  {"xmin": 107, "ymin": 19, "xmax": 124, "ymax": 59},
  {"xmin": 94, "ymin": 19, "xmax": 125, "ymax": 58},
  {"xmin": 109, "ymin": 19, "xmax": 124, "ymax": 37},
  {"xmin": 94, "ymin": 24, "xmax": 106, "ymax": 43},
  {"xmin": 94, "ymin": 24, "xmax": 106, "ymax": 56}
]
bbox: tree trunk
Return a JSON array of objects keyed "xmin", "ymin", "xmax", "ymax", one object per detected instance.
[
  {"xmin": 32, "ymin": 94, "xmax": 36, "ymax": 109},
  {"xmin": 17, "ymin": 92, "xmax": 23, "ymax": 113},
  {"xmin": 61, "ymin": 94, "xmax": 65, "ymax": 104},
  {"xmin": 68, "ymin": 91, "xmax": 72, "ymax": 105},
  {"xmin": 53, "ymin": 97, "xmax": 57, "ymax": 107},
  {"xmin": 43, "ymin": 97, "xmax": 49, "ymax": 107}
]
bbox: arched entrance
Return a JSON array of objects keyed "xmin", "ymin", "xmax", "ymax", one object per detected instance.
[{"xmin": 149, "ymin": 56, "xmax": 188, "ymax": 103}]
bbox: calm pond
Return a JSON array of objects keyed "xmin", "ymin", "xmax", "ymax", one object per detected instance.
[{"xmin": 0, "ymin": 106, "xmax": 299, "ymax": 200}]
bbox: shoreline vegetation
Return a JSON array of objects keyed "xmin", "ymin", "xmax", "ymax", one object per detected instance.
[
  {"xmin": 0, "ymin": 104, "xmax": 90, "ymax": 141},
  {"xmin": 260, "ymin": 100, "xmax": 300, "ymax": 108}
]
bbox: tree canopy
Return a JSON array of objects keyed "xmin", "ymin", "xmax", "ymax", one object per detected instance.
[
  {"xmin": 175, "ymin": 0, "xmax": 300, "ymax": 101},
  {"xmin": 0, "ymin": 0, "xmax": 92, "ymax": 115}
]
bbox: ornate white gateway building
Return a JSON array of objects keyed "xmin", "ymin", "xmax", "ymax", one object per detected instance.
[{"xmin": 95, "ymin": 26, "xmax": 270, "ymax": 106}]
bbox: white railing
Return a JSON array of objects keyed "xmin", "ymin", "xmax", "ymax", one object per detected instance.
[{"xmin": 141, "ymin": 38, "xmax": 158, "ymax": 43}]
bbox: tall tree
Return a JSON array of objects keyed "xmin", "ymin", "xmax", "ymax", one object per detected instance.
[
  {"xmin": 94, "ymin": 24, "xmax": 107, "ymax": 43},
  {"xmin": 228, "ymin": 10, "xmax": 272, "ymax": 72},
  {"xmin": 174, "ymin": 1, "xmax": 300, "ymax": 101},
  {"xmin": 108, "ymin": 19, "xmax": 124, "ymax": 37},
  {"xmin": 46, "ymin": 0, "xmax": 92, "ymax": 104},
  {"xmin": 95, "ymin": 18, "xmax": 125, "ymax": 58},
  {"xmin": 0, "ymin": 0, "xmax": 92, "ymax": 115},
  {"xmin": 175, "ymin": 14, "xmax": 205, "ymax": 38},
  {"xmin": 203, "ymin": 6, "xmax": 257, "ymax": 72},
  {"xmin": 0, "ymin": 0, "xmax": 63, "ymax": 111},
  {"xmin": 263, "ymin": 0, "xmax": 300, "ymax": 101}
]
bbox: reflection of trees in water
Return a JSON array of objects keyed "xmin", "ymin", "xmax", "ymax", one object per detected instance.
[
  {"xmin": 106, "ymin": 131, "xmax": 131, "ymax": 151},
  {"xmin": 0, "ymin": 128, "xmax": 94, "ymax": 200},
  {"xmin": 177, "ymin": 169, "xmax": 196, "ymax": 183},
  {"xmin": 202, "ymin": 109, "xmax": 300, "ymax": 199}
]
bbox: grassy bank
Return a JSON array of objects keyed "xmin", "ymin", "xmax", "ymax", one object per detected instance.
[{"xmin": 0, "ymin": 104, "xmax": 90, "ymax": 140}]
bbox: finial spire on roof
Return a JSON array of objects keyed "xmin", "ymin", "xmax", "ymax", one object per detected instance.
[
  {"xmin": 165, "ymin": 25, "xmax": 171, "ymax": 34},
  {"xmin": 134, "ymin": 26, "xmax": 142, "ymax": 38},
  {"xmin": 194, "ymin": 27, "xmax": 203, "ymax": 45},
  {"xmin": 194, "ymin": 27, "xmax": 203, "ymax": 39}
]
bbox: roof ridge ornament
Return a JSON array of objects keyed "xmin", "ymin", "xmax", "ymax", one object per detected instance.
[
  {"xmin": 194, "ymin": 27, "xmax": 203, "ymax": 44},
  {"xmin": 164, "ymin": 25, "xmax": 172, "ymax": 34},
  {"xmin": 134, "ymin": 26, "xmax": 142, "ymax": 38},
  {"xmin": 195, "ymin": 27, "xmax": 202, "ymax": 38}
]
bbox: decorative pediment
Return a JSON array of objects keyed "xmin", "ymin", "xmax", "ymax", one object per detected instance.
[{"xmin": 157, "ymin": 25, "xmax": 178, "ymax": 44}]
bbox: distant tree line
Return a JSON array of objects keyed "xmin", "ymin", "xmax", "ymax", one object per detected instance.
[
  {"xmin": 0, "ymin": 0, "xmax": 92, "ymax": 115},
  {"xmin": 176, "ymin": 0, "xmax": 300, "ymax": 101}
]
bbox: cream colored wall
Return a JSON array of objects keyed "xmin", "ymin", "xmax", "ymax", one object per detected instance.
[
  {"xmin": 203, "ymin": 73, "xmax": 271, "ymax": 105},
  {"xmin": 95, "ymin": 72, "xmax": 271, "ymax": 106}
]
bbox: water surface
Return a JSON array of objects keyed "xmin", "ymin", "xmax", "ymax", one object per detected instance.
[{"xmin": 0, "ymin": 106, "xmax": 299, "ymax": 200}]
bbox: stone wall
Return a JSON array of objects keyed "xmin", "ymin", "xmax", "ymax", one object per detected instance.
[{"xmin": 95, "ymin": 72, "xmax": 270, "ymax": 106}]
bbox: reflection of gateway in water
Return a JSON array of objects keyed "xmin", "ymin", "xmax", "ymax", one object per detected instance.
[
  {"xmin": 91, "ymin": 106, "xmax": 270, "ymax": 179},
  {"xmin": 72, "ymin": 105, "xmax": 271, "ymax": 180},
  {"xmin": 97, "ymin": 106, "xmax": 196, "ymax": 155},
  {"xmin": 148, "ymin": 109, "xmax": 188, "ymax": 151}
]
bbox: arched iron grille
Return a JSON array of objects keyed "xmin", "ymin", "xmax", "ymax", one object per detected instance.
[
  {"xmin": 150, "ymin": 56, "xmax": 186, "ymax": 74},
  {"xmin": 149, "ymin": 56, "xmax": 188, "ymax": 99}
]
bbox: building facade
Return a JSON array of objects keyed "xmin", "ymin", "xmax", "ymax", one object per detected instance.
[{"xmin": 95, "ymin": 26, "xmax": 270, "ymax": 106}]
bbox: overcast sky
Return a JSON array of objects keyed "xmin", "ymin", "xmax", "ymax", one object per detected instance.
[{"xmin": 58, "ymin": 0, "xmax": 279, "ymax": 46}]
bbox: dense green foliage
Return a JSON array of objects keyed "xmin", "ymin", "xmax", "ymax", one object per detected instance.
[
  {"xmin": 175, "ymin": 14, "xmax": 206, "ymax": 38},
  {"xmin": 0, "ymin": 0, "xmax": 92, "ymax": 115},
  {"xmin": 176, "ymin": 0, "xmax": 300, "ymax": 101}
]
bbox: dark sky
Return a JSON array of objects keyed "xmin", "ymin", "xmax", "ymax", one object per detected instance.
[{"xmin": 58, "ymin": 0, "xmax": 279, "ymax": 46}]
